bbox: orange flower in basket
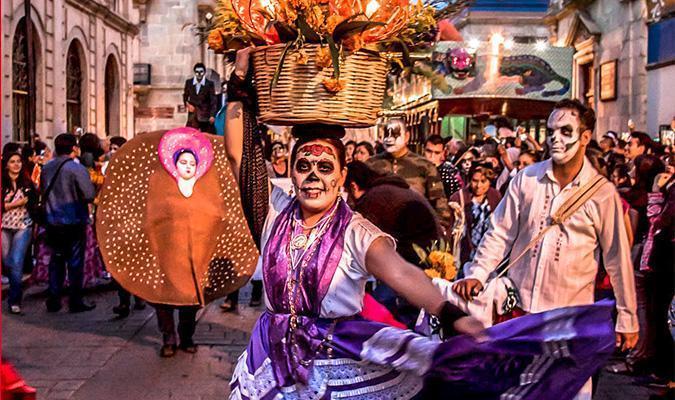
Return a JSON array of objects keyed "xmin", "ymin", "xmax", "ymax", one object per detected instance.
[
  {"xmin": 342, "ymin": 34, "xmax": 364, "ymax": 52},
  {"xmin": 294, "ymin": 49, "xmax": 309, "ymax": 65},
  {"xmin": 306, "ymin": 5, "xmax": 326, "ymax": 32},
  {"xmin": 207, "ymin": 29, "xmax": 226, "ymax": 53},
  {"xmin": 316, "ymin": 46, "xmax": 332, "ymax": 69},
  {"xmin": 322, "ymin": 78, "xmax": 345, "ymax": 93}
]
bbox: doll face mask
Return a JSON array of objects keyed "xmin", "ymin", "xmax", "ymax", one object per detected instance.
[
  {"xmin": 547, "ymin": 108, "xmax": 582, "ymax": 165},
  {"xmin": 158, "ymin": 127, "xmax": 214, "ymax": 198},
  {"xmin": 292, "ymin": 140, "xmax": 343, "ymax": 215}
]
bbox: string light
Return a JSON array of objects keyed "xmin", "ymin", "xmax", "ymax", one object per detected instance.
[
  {"xmin": 535, "ymin": 40, "xmax": 548, "ymax": 51},
  {"xmin": 504, "ymin": 38, "xmax": 514, "ymax": 50}
]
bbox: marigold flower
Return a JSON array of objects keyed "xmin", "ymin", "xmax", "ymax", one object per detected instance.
[
  {"xmin": 294, "ymin": 49, "xmax": 309, "ymax": 65},
  {"xmin": 424, "ymin": 268, "xmax": 441, "ymax": 279},
  {"xmin": 315, "ymin": 46, "xmax": 332, "ymax": 69},
  {"xmin": 342, "ymin": 34, "xmax": 364, "ymax": 52},
  {"xmin": 322, "ymin": 77, "xmax": 345, "ymax": 93},
  {"xmin": 207, "ymin": 29, "xmax": 225, "ymax": 53}
]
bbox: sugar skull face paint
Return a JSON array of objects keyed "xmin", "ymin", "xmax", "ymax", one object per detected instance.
[
  {"xmin": 383, "ymin": 120, "xmax": 408, "ymax": 154},
  {"xmin": 292, "ymin": 140, "xmax": 343, "ymax": 215},
  {"xmin": 547, "ymin": 108, "xmax": 582, "ymax": 165}
]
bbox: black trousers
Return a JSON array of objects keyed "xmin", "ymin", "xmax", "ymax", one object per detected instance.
[
  {"xmin": 186, "ymin": 113, "xmax": 215, "ymax": 134},
  {"xmin": 45, "ymin": 224, "xmax": 86, "ymax": 306},
  {"xmin": 153, "ymin": 304, "xmax": 199, "ymax": 346},
  {"xmin": 226, "ymin": 280, "xmax": 263, "ymax": 306}
]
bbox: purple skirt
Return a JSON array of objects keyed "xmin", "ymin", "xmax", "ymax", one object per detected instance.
[{"xmin": 230, "ymin": 300, "xmax": 615, "ymax": 399}]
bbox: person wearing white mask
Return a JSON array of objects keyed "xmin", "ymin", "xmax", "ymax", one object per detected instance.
[{"xmin": 453, "ymin": 99, "xmax": 639, "ymax": 400}]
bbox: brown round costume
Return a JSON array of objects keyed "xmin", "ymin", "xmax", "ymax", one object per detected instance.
[{"xmin": 96, "ymin": 130, "xmax": 259, "ymax": 306}]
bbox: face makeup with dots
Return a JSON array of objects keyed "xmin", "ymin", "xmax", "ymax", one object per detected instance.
[
  {"xmin": 547, "ymin": 108, "xmax": 582, "ymax": 165},
  {"xmin": 383, "ymin": 123, "xmax": 407, "ymax": 154},
  {"xmin": 292, "ymin": 140, "xmax": 343, "ymax": 215},
  {"xmin": 176, "ymin": 152, "xmax": 197, "ymax": 180}
]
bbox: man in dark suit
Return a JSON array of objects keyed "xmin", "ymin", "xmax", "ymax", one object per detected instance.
[{"xmin": 183, "ymin": 63, "xmax": 217, "ymax": 133}]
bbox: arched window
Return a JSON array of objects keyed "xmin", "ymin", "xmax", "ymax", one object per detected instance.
[
  {"xmin": 104, "ymin": 55, "xmax": 120, "ymax": 136},
  {"xmin": 66, "ymin": 41, "xmax": 84, "ymax": 133},
  {"xmin": 12, "ymin": 18, "xmax": 36, "ymax": 143}
]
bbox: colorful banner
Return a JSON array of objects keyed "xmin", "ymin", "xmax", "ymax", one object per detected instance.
[{"xmin": 430, "ymin": 40, "xmax": 574, "ymax": 102}]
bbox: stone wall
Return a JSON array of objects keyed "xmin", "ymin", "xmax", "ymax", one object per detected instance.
[
  {"xmin": 548, "ymin": 0, "xmax": 649, "ymax": 136},
  {"xmin": 1, "ymin": 0, "xmax": 138, "ymax": 143},
  {"xmin": 133, "ymin": 0, "xmax": 227, "ymax": 133}
]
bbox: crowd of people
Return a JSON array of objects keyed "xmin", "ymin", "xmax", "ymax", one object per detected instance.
[
  {"xmin": 2, "ymin": 100, "xmax": 674, "ymax": 396},
  {"xmin": 1, "ymin": 133, "xmax": 134, "ymax": 315}
]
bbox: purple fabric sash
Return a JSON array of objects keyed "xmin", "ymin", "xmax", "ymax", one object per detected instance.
[{"xmin": 261, "ymin": 198, "xmax": 353, "ymax": 385}]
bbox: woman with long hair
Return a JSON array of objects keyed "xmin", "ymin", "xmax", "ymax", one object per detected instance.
[
  {"xmin": 448, "ymin": 164, "xmax": 502, "ymax": 275},
  {"xmin": 2, "ymin": 150, "xmax": 37, "ymax": 314}
]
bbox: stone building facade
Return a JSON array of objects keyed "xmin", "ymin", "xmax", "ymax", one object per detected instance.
[
  {"xmin": 2, "ymin": 0, "xmax": 139, "ymax": 144},
  {"xmin": 453, "ymin": 0, "xmax": 551, "ymax": 45},
  {"xmin": 545, "ymin": 0, "xmax": 650, "ymax": 137},
  {"xmin": 132, "ymin": 0, "xmax": 230, "ymax": 133}
]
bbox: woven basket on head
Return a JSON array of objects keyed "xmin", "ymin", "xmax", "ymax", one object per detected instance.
[{"xmin": 252, "ymin": 44, "xmax": 388, "ymax": 128}]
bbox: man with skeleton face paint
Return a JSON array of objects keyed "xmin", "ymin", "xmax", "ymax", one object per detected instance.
[
  {"xmin": 367, "ymin": 119, "xmax": 452, "ymax": 227},
  {"xmin": 183, "ymin": 62, "xmax": 217, "ymax": 133},
  {"xmin": 454, "ymin": 99, "xmax": 639, "ymax": 400}
]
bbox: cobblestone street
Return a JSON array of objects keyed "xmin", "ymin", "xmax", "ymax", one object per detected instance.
[{"xmin": 1, "ymin": 283, "xmax": 666, "ymax": 400}]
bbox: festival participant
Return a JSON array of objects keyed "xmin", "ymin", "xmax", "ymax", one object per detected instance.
[
  {"xmin": 225, "ymin": 49, "xmax": 619, "ymax": 400},
  {"xmin": 453, "ymin": 99, "xmax": 639, "ymax": 399},
  {"xmin": 96, "ymin": 127, "xmax": 259, "ymax": 357},
  {"xmin": 367, "ymin": 120, "xmax": 451, "ymax": 226}
]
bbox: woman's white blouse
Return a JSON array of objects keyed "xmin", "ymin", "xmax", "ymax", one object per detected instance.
[{"xmin": 260, "ymin": 186, "xmax": 394, "ymax": 318}]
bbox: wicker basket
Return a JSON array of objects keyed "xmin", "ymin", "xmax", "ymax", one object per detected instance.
[{"xmin": 252, "ymin": 44, "xmax": 388, "ymax": 128}]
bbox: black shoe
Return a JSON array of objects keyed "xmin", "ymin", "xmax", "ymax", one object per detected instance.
[
  {"xmin": 112, "ymin": 304, "xmax": 130, "ymax": 318},
  {"xmin": 46, "ymin": 298, "xmax": 62, "ymax": 313},
  {"xmin": 69, "ymin": 301, "xmax": 96, "ymax": 313},
  {"xmin": 179, "ymin": 340, "xmax": 198, "ymax": 354},
  {"xmin": 133, "ymin": 300, "xmax": 146, "ymax": 310},
  {"xmin": 160, "ymin": 344, "xmax": 177, "ymax": 358},
  {"xmin": 220, "ymin": 300, "xmax": 237, "ymax": 313}
]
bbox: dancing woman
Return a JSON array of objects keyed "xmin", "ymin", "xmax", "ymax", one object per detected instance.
[{"xmin": 225, "ymin": 48, "xmax": 616, "ymax": 400}]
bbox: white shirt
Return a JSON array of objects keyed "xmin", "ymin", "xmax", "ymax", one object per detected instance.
[
  {"xmin": 466, "ymin": 158, "xmax": 638, "ymax": 333},
  {"xmin": 260, "ymin": 186, "xmax": 394, "ymax": 318},
  {"xmin": 192, "ymin": 76, "xmax": 206, "ymax": 94}
]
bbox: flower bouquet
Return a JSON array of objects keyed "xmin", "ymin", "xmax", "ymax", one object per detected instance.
[
  {"xmin": 412, "ymin": 239, "xmax": 457, "ymax": 281},
  {"xmin": 208, "ymin": 0, "xmax": 437, "ymax": 126}
]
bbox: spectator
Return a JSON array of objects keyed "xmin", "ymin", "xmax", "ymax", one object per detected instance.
[
  {"xmin": 344, "ymin": 140, "xmax": 357, "ymax": 163},
  {"xmin": 424, "ymin": 135, "xmax": 462, "ymax": 198},
  {"xmin": 41, "ymin": 133, "xmax": 96, "ymax": 313},
  {"xmin": 2, "ymin": 151, "xmax": 37, "ymax": 314},
  {"xmin": 367, "ymin": 119, "xmax": 451, "ymax": 227},
  {"xmin": 444, "ymin": 138, "xmax": 467, "ymax": 165},
  {"xmin": 353, "ymin": 141, "xmax": 375, "ymax": 162},
  {"xmin": 345, "ymin": 161, "xmax": 443, "ymax": 327},
  {"xmin": 423, "ymin": 134, "xmax": 445, "ymax": 167},
  {"xmin": 79, "ymin": 133, "xmax": 102, "ymax": 168},
  {"xmin": 265, "ymin": 141, "xmax": 289, "ymax": 178},
  {"xmin": 448, "ymin": 164, "xmax": 501, "ymax": 274}
]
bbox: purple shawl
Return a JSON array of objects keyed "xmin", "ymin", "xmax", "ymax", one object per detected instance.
[{"xmin": 261, "ymin": 198, "xmax": 353, "ymax": 384}]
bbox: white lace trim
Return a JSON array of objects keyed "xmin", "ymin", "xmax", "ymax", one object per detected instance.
[
  {"xmin": 360, "ymin": 327, "xmax": 439, "ymax": 376},
  {"xmin": 230, "ymin": 351, "xmax": 423, "ymax": 400}
]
